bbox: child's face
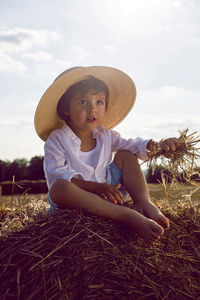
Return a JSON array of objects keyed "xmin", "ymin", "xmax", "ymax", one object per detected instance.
[{"xmin": 68, "ymin": 90, "xmax": 106, "ymax": 135}]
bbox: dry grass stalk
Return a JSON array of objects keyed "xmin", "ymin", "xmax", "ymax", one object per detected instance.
[
  {"xmin": 146, "ymin": 128, "xmax": 200, "ymax": 184},
  {"xmin": 11, "ymin": 175, "xmax": 15, "ymax": 209},
  {"xmin": 0, "ymin": 195, "xmax": 48, "ymax": 237}
]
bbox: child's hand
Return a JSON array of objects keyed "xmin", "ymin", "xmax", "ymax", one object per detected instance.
[
  {"xmin": 95, "ymin": 183, "xmax": 124, "ymax": 205},
  {"xmin": 159, "ymin": 137, "xmax": 179, "ymax": 153},
  {"xmin": 147, "ymin": 140, "xmax": 159, "ymax": 153},
  {"xmin": 147, "ymin": 138, "xmax": 179, "ymax": 154}
]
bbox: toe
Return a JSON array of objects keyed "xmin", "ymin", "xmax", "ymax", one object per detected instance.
[
  {"xmin": 157, "ymin": 214, "xmax": 170, "ymax": 229},
  {"xmin": 152, "ymin": 221, "xmax": 164, "ymax": 236}
]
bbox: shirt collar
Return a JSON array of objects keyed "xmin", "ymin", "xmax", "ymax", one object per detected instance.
[
  {"xmin": 92, "ymin": 126, "xmax": 104, "ymax": 138},
  {"xmin": 61, "ymin": 123, "xmax": 80, "ymax": 145},
  {"xmin": 61, "ymin": 123, "xmax": 104, "ymax": 141}
]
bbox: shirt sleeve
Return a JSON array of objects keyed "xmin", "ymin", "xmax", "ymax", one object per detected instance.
[
  {"xmin": 110, "ymin": 130, "xmax": 150, "ymax": 161},
  {"xmin": 44, "ymin": 134, "xmax": 84, "ymax": 189}
]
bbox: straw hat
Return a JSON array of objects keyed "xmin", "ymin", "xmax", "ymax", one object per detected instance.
[{"xmin": 34, "ymin": 66, "xmax": 136, "ymax": 141}]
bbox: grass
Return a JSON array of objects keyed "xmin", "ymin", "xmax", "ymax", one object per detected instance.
[
  {"xmin": 0, "ymin": 181, "xmax": 199, "ymax": 210},
  {"xmin": 148, "ymin": 183, "xmax": 200, "ymax": 205},
  {"xmin": 0, "ymin": 193, "xmax": 48, "ymax": 207},
  {"xmin": 0, "ymin": 182, "xmax": 199, "ymax": 211}
]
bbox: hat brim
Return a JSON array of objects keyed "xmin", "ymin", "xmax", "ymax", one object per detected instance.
[{"xmin": 34, "ymin": 66, "xmax": 136, "ymax": 141}]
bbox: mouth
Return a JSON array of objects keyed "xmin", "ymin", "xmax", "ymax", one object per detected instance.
[{"xmin": 87, "ymin": 116, "xmax": 96, "ymax": 122}]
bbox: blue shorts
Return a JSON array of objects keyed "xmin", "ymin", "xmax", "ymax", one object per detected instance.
[{"xmin": 47, "ymin": 162, "xmax": 128, "ymax": 213}]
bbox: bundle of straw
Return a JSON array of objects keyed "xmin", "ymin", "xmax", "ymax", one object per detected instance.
[{"xmin": 146, "ymin": 129, "xmax": 200, "ymax": 183}]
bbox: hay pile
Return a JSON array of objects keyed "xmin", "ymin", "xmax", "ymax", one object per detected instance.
[{"xmin": 0, "ymin": 200, "xmax": 200, "ymax": 300}]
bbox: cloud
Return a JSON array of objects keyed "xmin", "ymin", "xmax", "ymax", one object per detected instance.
[
  {"xmin": 0, "ymin": 27, "xmax": 61, "ymax": 53},
  {"xmin": 142, "ymin": 86, "xmax": 186, "ymax": 99},
  {"xmin": 70, "ymin": 46, "xmax": 90, "ymax": 61},
  {"xmin": 102, "ymin": 45, "xmax": 118, "ymax": 53},
  {"xmin": 0, "ymin": 122, "xmax": 43, "ymax": 161},
  {"xmin": 54, "ymin": 59, "xmax": 72, "ymax": 67},
  {"xmin": 0, "ymin": 50, "xmax": 27, "ymax": 72},
  {"xmin": 173, "ymin": 0, "xmax": 195, "ymax": 9},
  {"xmin": 0, "ymin": 116, "xmax": 33, "ymax": 127},
  {"xmin": 116, "ymin": 111, "xmax": 200, "ymax": 141},
  {"xmin": 22, "ymin": 51, "xmax": 52, "ymax": 62},
  {"xmin": 115, "ymin": 84, "xmax": 200, "ymax": 140},
  {"xmin": 0, "ymin": 27, "xmax": 62, "ymax": 73}
]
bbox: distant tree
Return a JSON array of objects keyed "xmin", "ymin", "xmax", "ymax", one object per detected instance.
[
  {"xmin": 28, "ymin": 156, "xmax": 45, "ymax": 180},
  {"xmin": 0, "ymin": 160, "xmax": 10, "ymax": 182},
  {"xmin": 5, "ymin": 158, "xmax": 29, "ymax": 181},
  {"xmin": 145, "ymin": 165, "xmax": 172, "ymax": 184},
  {"xmin": 178, "ymin": 168, "xmax": 200, "ymax": 183}
]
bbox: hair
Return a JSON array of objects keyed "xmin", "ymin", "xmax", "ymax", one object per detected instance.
[{"xmin": 57, "ymin": 76, "xmax": 109, "ymax": 124}]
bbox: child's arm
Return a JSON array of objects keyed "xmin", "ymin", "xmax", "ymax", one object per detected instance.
[
  {"xmin": 44, "ymin": 134, "xmax": 84, "ymax": 188},
  {"xmin": 71, "ymin": 178, "xmax": 124, "ymax": 205},
  {"xmin": 110, "ymin": 130, "xmax": 150, "ymax": 161},
  {"xmin": 110, "ymin": 129, "xmax": 179, "ymax": 161}
]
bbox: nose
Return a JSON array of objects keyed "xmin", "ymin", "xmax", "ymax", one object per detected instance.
[{"xmin": 87, "ymin": 101, "xmax": 96, "ymax": 112}]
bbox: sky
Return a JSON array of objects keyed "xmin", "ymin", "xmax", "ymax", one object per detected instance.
[{"xmin": 1, "ymin": 0, "xmax": 200, "ymax": 162}]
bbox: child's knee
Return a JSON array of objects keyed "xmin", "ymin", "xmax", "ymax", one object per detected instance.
[
  {"xmin": 49, "ymin": 178, "xmax": 71, "ymax": 201},
  {"xmin": 113, "ymin": 150, "xmax": 137, "ymax": 169}
]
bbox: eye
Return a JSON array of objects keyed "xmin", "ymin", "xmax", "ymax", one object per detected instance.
[
  {"xmin": 97, "ymin": 100, "xmax": 104, "ymax": 105},
  {"xmin": 79, "ymin": 99, "xmax": 87, "ymax": 104}
]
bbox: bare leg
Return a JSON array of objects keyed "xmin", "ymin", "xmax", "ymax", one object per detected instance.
[
  {"xmin": 50, "ymin": 179, "xmax": 164, "ymax": 242},
  {"xmin": 113, "ymin": 151, "xmax": 170, "ymax": 229}
]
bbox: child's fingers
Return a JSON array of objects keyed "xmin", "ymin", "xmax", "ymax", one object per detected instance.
[
  {"xmin": 101, "ymin": 193, "xmax": 107, "ymax": 200},
  {"xmin": 159, "ymin": 138, "xmax": 178, "ymax": 152},
  {"xmin": 100, "ymin": 183, "xmax": 124, "ymax": 204},
  {"xmin": 106, "ymin": 190, "xmax": 123, "ymax": 205},
  {"xmin": 105, "ymin": 192, "xmax": 118, "ymax": 204},
  {"xmin": 114, "ymin": 193, "xmax": 123, "ymax": 205},
  {"xmin": 168, "ymin": 138, "xmax": 178, "ymax": 150},
  {"xmin": 171, "ymin": 138, "xmax": 179, "ymax": 149},
  {"xmin": 113, "ymin": 185, "xmax": 124, "ymax": 202},
  {"xmin": 161, "ymin": 141, "xmax": 172, "ymax": 152}
]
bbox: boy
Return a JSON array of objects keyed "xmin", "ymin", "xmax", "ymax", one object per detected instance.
[{"xmin": 34, "ymin": 66, "xmax": 178, "ymax": 242}]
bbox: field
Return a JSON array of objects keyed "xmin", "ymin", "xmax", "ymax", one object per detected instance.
[
  {"xmin": 0, "ymin": 183, "xmax": 200, "ymax": 300},
  {"xmin": 148, "ymin": 183, "xmax": 200, "ymax": 205},
  {"xmin": 1, "ymin": 182, "xmax": 200, "ymax": 210}
]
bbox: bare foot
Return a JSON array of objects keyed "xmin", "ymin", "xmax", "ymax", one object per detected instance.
[
  {"xmin": 134, "ymin": 200, "xmax": 170, "ymax": 229},
  {"xmin": 125, "ymin": 209, "xmax": 164, "ymax": 242}
]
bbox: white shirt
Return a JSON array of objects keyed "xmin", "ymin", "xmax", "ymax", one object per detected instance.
[
  {"xmin": 79, "ymin": 138, "xmax": 100, "ymax": 169},
  {"xmin": 43, "ymin": 123, "xmax": 150, "ymax": 189}
]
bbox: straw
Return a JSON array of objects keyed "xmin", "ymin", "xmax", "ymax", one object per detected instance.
[{"xmin": 0, "ymin": 199, "xmax": 200, "ymax": 299}]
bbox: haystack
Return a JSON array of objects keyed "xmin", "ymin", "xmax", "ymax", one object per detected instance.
[{"xmin": 0, "ymin": 199, "xmax": 200, "ymax": 300}]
